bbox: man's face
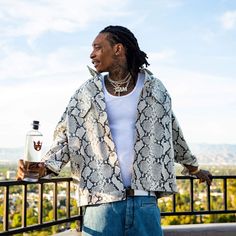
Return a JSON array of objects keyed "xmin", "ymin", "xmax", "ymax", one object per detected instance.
[{"xmin": 90, "ymin": 33, "xmax": 118, "ymax": 73}]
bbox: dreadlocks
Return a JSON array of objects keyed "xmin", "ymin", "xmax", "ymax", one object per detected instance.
[{"xmin": 100, "ymin": 25, "xmax": 150, "ymax": 78}]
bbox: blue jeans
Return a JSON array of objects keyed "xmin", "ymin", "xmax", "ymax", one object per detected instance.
[{"xmin": 82, "ymin": 196, "xmax": 163, "ymax": 236}]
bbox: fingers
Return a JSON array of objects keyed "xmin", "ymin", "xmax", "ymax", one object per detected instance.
[
  {"xmin": 196, "ymin": 169, "xmax": 213, "ymax": 186},
  {"xmin": 38, "ymin": 162, "xmax": 45, "ymax": 168},
  {"xmin": 16, "ymin": 160, "xmax": 46, "ymax": 180},
  {"xmin": 199, "ymin": 175, "xmax": 212, "ymax": 186},
  {"xmin": 18, "ymin": 159, "xmax": 25, "ymax": 169},
  {"xmin": 16, "ymin": 159, "xmax": 26, "ymax": 180},
  {"xmin": 207, "ymin": 173, "xmax": 213, "ymax": 185},
  {"xmin": 38, "ymin": 163, "xmax": 46, "ymax": 178}
]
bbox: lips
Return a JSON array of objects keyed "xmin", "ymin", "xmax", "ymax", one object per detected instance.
[{"xmin": 92, "ymin": 60, "xmax": 100, "ymax": 68}]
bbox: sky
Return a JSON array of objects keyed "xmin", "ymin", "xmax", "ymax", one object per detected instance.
[{"xmin": 0, "ymin": 0, "xmax": 236, "ymax": 148}]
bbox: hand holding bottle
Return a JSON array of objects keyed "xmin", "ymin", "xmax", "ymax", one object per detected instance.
[{"xmin": 17, "ymin": 159, "xmax": 46, "ymax": 181}]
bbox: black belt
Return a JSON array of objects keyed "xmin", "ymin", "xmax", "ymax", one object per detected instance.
[{"xmin": 125, "ymin": 188, "xmax": 156, "ymax": 197}]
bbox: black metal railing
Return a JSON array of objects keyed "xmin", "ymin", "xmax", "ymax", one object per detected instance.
[
  {"xmin": 0, "ymin": 176, "xmax": 236, "ymax": 235},
  {"xmin": 161, "ymin": 176, "xmax": 236, "ymax": 216},
  {"xmin": 0, "ymin": 177, "xmax": 82, "ymax": 236}
]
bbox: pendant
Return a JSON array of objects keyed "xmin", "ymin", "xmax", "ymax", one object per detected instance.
[{"xmin": 114, "ymin": 86, "xmax": 128, "ymax": 93}]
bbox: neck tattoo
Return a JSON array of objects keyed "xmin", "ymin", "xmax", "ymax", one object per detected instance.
[{"xmin": 107, "ymin": 73, "xmax": 132, "ymax": 96}]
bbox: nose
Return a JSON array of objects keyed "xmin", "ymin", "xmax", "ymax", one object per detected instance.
[{"xmin": 90, "ymin": 49, "xmax": 95, "ymax": 59}]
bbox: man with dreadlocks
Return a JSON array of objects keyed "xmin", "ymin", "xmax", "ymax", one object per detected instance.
[{"xmin": 17, "ymin": 25, "xmax": 212, "ymax": 235}]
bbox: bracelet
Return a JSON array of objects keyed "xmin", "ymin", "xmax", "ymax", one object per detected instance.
[{"xmin": 189, "ymin": 168, "xmax": 200, "ymax": 175}]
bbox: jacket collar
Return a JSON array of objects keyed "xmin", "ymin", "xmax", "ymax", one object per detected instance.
[{"xmin": 86, "ymin": 66, "xmax": 157, "ymax": 110}]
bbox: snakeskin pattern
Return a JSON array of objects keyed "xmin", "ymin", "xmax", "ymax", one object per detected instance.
[{"xmin": 42, "ymin": 68, "xmax": 198, "ymax": 206}]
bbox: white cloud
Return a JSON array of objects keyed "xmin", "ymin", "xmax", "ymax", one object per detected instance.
[
  {"xmin": 0, "ymin": 0, "xmax": 130, "ymax": 42},
  {"xmin": 220, "ymin": 10, "xmax": 236, "ymax": 30},
  {"xmin": 149, "ymin": 49, "xmax": 176, "ymax": 62},
  {"xmin": 152, "ymin": 66, "xmax": 236, "ymax": 108},
  {"xmin": 0, "ymin": 46, "xmax": 90, "ymax": 81},
  {"xmin": 0, "ymin": 51, "xmax": 43, "ymax": 80},
  {"xmin": 150, "ymin": 0, "xmax": 184, "ymax": 8},
  {"xmin": 199, "ymin": 29, "xmax": 216, "ymax": 43},
  {"xmin": 164, "ymin": 0, "xmax": 184, "ymax": 8}
]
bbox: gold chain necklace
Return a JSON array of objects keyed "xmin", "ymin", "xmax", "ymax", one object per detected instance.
[{"xmin": 107, "ymin": 73, "xmax": 132, "ymax": 96}]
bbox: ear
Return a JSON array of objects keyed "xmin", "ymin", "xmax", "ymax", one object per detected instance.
[{"xmin": 114, "ymin": 43, "xmax": 124, "ymax": 56}]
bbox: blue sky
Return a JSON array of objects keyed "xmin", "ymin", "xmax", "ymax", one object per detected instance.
[{"xmin": 0, "ymin": 0, "xmax": 236, "ymax": 148}]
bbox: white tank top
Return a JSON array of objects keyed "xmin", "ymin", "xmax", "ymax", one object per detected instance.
[{"xmin": 103, "ymin": 73, "xmax": 144, "ymax": 187}]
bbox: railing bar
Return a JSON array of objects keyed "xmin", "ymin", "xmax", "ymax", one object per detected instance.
[
  {"xmin": 0, "ymin": 177, "xmax": 76, "ymax": 187},
  {"xmin": 53, "ymin": 182, "xmax": 58, "ymax": 221},
  {"xmin": 172, "ymin": 194, "xmax": 176, "ymax": 212},
  {"xmin": 207, "ymin": 183, "xmax": 211, "ymax": 212},
  {"xmin": 161, "ymin": 209, "xmax": 236, "ymax": 216},
  {"xmin": 176, "ymin": 176, "xmax": 236, "ymax": 180},
  {"xmin": 38, "ymin": 182, "xmax": 43, "ymax": 224},
  {"xmin": 223, "ymin": 178, "xmax": 227, "ymax": 211},
  {"xmin": 22, "ymin": 184, "xmax": 27, "ymax": 228},
  {"xmin": 7, "ymin": 176, "xmax": 236, "ymax": 187},
  {"xmin": 3, "ymin": 185, "xmax": 9, "ymax": 231},
  {"xmin": 66, "ymin": 180, "xmax": 71, "ymax": 218},
  {"xmin": 80, "ymin": 206, "xmax": 84, "ymax": 232},
  {"xmin": 3, "ymin": 208, "xmax": 236, "ymax": 236},
  {"xmin": 0, "ymin": 175, "xmax": 235, "ymax": 187},
  {"xmin": 0, "ymin": 215, "xmax": 83, "ymax": 236},
  {"xmin": 190, "ymin": 178, "xmax": 194, "ymax": 212}
]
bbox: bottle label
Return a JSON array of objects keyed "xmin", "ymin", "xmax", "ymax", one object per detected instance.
[
  {"xmin": 33, "ymin": 140, "xmax": 42, "ymax": 151},
  {"xmin": 24, "ymin": 135, "xmax": 43, "ymax": 162}
]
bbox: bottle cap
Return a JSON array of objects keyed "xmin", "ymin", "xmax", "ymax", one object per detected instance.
[{"xmin": 32, "ymin": 120, "xmax": 40, "ymax": 130}]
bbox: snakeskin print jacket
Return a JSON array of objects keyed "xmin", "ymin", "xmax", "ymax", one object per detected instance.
[{"xmin": 42, "ymin": 68, "xmax": 198, "ymax": 206}]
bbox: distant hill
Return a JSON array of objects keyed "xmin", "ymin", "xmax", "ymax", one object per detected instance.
[
  {"xmin": 0, "ymin": 147, "xmax": 24, "ymax": 165},
  {"xmin": 0, "ymin": 147, "xmax": 47, "ymax": 165},
  {"xmin": 189, "ymin": 143, "xmax": 236, "ymax": 166},
  {"xmin": 0, "ymin": 143, "xmax": 236, "ymax": 165}
]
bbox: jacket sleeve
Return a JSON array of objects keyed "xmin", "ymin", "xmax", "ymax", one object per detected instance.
[
  {"xmin": 171, "ymin": 112, "xmax": 198, "ymax": 172},
  {"xmin": 41, "ymin": 109, "xmax": 70, "ymax": 175}
]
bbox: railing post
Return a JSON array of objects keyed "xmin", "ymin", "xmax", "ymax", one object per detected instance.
[
  {"xmin": 223, "ymin": 178, "xmax": 227, "ymax": 211},
  {"xmin": 207, "ymin": 183, "xmax": 211, "ymax": 212},
  {"xmin": 80, "ymin": 206, "xmax": 84, "ymax": 232},
  {"xmin": 53, "ymin": 182, "xmax": 58, "ymax": 221},
  {"xmin": 22, "ymin": 184, "xmax": 27, "ymax": 228},
  {"xmin": 66, "ymin": 181, "xmax": 71, "ymax": 219},
  {"xmin": 172, "ymin": 194, "xmax": 176, "ymax": 212},
  {"xmin": 38, "ymin": 182, "xmax": 43, "ymax": 224},
  {"xmin": 190, "ymin": 178, "xmax": 194, "ymax": 212},
  {"xmin": 3, "ymin": 186, "xmax": 9, "ymax": 232}
]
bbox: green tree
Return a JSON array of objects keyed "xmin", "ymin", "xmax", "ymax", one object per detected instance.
[{"xmin": 11, "ymin": 213, "xmax": 21, "ymax": 228}]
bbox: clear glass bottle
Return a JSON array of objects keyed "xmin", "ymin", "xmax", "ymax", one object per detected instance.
[{"xmin": 23, "ymin": 120, "xmax": 43, "ymax": 182}]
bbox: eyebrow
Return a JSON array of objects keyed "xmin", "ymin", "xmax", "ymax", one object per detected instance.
[{"xmin": 92, "ymin": 43, "xmax": 101, "ymax": 47}]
